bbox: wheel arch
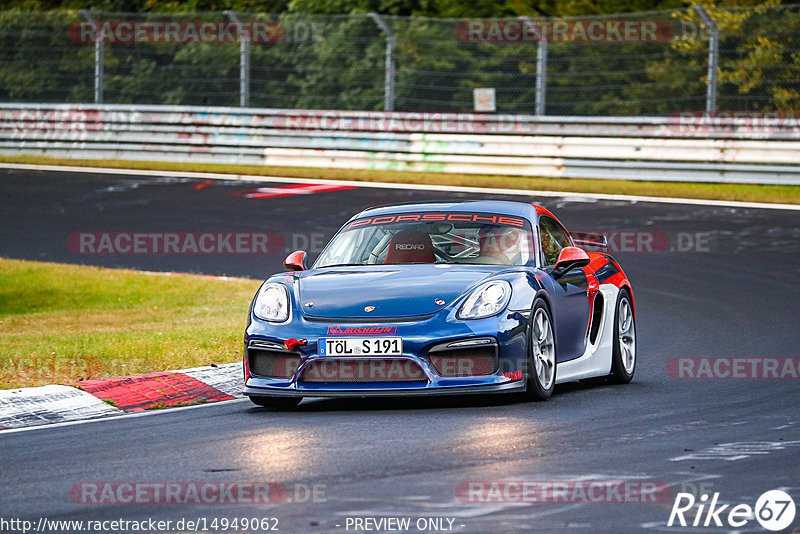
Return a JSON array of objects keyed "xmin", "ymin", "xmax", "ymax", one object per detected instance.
[
  {"xmin": 532, "ymin": 288, "xmax": 553, "ymax": 312},
  {"xmin": 618, "ymin": 282, "xmax": 635, "ymax": 318},
  {"xmin": 530, "ymin": 288, "xmax": 557, "ymax": 356}
]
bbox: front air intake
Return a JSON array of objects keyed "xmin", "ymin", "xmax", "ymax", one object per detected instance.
[
  {"xmin": 300, "ymin": 358, "xmax": 427, "ymax": 383},
  {"xmin": 248, "ymin": 347, "xmax": 301, "ymax": 379},
  {"xmin": 428, "ymin": 338, "xmax": 498, "ymax": 377}
]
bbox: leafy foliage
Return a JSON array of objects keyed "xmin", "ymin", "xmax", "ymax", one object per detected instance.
[{"xmin": 1, "ymin": 2, "xmax": 798, "ymax": 113}]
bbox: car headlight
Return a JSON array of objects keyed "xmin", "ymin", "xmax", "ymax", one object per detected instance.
[
  {"xmin": 457, "ymin": 281, "xmax": 512, "ymax": 320},
  {"xmin": 253, "ymin": 283, "xmax": 290, "ymax": 322}
]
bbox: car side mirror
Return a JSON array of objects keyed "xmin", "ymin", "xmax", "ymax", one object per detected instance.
[
  {"xmin": 552, "ymin": 246, "xmax": 590, "ymax": 277},
  {"xmin": 284, "ymin": 250, "xmax": 307, "ymax": 272}
]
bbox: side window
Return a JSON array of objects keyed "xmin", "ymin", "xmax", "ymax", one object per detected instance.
[{"xmin": 539, "ymin": 216, "xmax": 572, "ymax": 267}]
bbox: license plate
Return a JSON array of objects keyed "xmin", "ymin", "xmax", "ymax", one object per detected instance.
[{"xmin": 318, "ymin": 337, "xmax": 403, "ymax": 357}]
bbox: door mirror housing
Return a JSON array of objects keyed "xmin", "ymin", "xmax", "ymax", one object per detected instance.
[
  {"xmin": 552, "ymin": 246, "xmax": 590, "ymax": 277},
  {"xmin": 284, "ymin": 250, "xmax": 307, "ymax": 272}
]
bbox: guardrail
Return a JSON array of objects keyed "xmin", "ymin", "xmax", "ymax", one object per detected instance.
[{"xmin": 2, "ymin": 104, "xmax": 800, "ymax": 185}]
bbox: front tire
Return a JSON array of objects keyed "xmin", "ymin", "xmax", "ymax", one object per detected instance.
[
  {"xmin": 609, "ymin": 288, "xmax": 636, "ymax": 384},
  {"xmin": 248, "ymin": 396, "xmax": 302, "ymax": 409},
  {"xmin": 524, "ymin": 299, "xmax": 556, "ymax": 401}
]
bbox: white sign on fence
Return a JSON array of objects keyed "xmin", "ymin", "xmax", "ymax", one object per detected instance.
[{"xmin": 473, "ymin": 88, "xmax": 496, "ymax": 112}]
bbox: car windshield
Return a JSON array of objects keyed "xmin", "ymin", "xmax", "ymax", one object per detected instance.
[{"xmin": 315, "ymin": 211, "xmax": 535, "ymax": 267}]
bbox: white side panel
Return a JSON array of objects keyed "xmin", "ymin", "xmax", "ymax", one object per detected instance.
[{"xmin": 555, "ymin": 284, "xmax": 619, "ymax": 384}]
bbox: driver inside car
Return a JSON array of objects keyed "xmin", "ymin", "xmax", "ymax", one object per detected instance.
[{"xmin": 478, "ymin": 227, "xmax": 530, "ymax": 265}]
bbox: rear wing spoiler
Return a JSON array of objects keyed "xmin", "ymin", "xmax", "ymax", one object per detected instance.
[{"xmin": 571, "ymin": 232, "xmax": 608, "ymax": 250}]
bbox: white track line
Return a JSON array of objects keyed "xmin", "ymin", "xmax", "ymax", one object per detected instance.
[{"xmin": 1, "ymin": 162, "xmax": 798, "ymax": 211}]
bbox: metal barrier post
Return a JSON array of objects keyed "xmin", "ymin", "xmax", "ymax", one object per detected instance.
[
  {"xmin": 521, "ymin": 17, "xmax": 547, "ymax": 116},
  {"xmin": 368, "ymin": 13, "xmax": 396, "ymax": 112},
  {"xmin": 79, "ymin": 10, "xmax": 103, "ymax": 104},
  {"xmin": 535, "ymin": 29, "xmax": 547, "ymax": 116},
  {"xmin": 693, "ymin": 6, "xmax": 719, "ymax": 114},
  {"xmin": 225, "ymin": 10, "xmax": 250, "ymax": 107}
]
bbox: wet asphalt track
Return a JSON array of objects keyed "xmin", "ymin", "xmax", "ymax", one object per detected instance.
[{"xmin": 0, "ymin": 168, "xmax": 799, "ymax": 533}]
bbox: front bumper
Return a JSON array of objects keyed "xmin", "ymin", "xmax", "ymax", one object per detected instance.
[
  {"xmin": 243, "ymin": 309, "xmax": 530, "ymax": 398},
  {"xmin": 243, "ymin": 381, "xmax": 526, "ymax": 398}
]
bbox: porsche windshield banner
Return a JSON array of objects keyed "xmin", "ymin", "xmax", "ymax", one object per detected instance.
[{"xmin": 345, "ymin": 212, "xmax": 528, "ymax": 230}]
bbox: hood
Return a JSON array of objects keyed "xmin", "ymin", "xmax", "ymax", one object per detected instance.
[{"xmin": 297, "ymin": 264, "xmax": 501, "ymax": 319}]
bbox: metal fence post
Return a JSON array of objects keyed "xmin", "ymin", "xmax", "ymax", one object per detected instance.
[
  {"xmin": 79, "ymin": 10, "xmax": 103, "ymax": 104},
  {"xmin": 225, "ymin": 10, "xmax": 250, "ymax": 107},
  {"xmin": 522, "ymin": 17, "xmax": 547, "ymax": 116},
  {"xmin": 693, "ymin": 6, "xmax": 719, "ymax": 114},
  {"xmin": 368, "ymin": 13, "xmax": 396, "ymax": 112},
  {"xmin": 535, "ymin": 29, "xmax": 547, "ymax": 116}
]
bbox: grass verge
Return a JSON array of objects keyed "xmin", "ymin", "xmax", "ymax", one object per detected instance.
[
  {"xmin": 0, "ymin": 258, "xmax": 260, "ymax": 389},
  {"xmin": 1, "ymin": 155, "xmax": 798, "ymax": 205}
]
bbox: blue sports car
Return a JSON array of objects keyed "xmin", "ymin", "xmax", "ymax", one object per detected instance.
[{"xmin": 243, "ymin": 200, "xmax": 636, "ymax": 408}]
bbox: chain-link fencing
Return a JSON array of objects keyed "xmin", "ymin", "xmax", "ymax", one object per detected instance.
[{"xmin": 1, "ymin": 5, "xmax": 799, "ymax": 115}]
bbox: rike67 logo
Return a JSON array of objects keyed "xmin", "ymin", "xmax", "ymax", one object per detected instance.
[{"xmin": 668, "ymin": 489, "xmax": 796, "ymax": 531}]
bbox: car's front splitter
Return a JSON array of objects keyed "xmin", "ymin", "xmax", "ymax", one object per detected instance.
[{"xmin": 244, "ymin": 379, "xmax": 526, "ymax": 398}]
